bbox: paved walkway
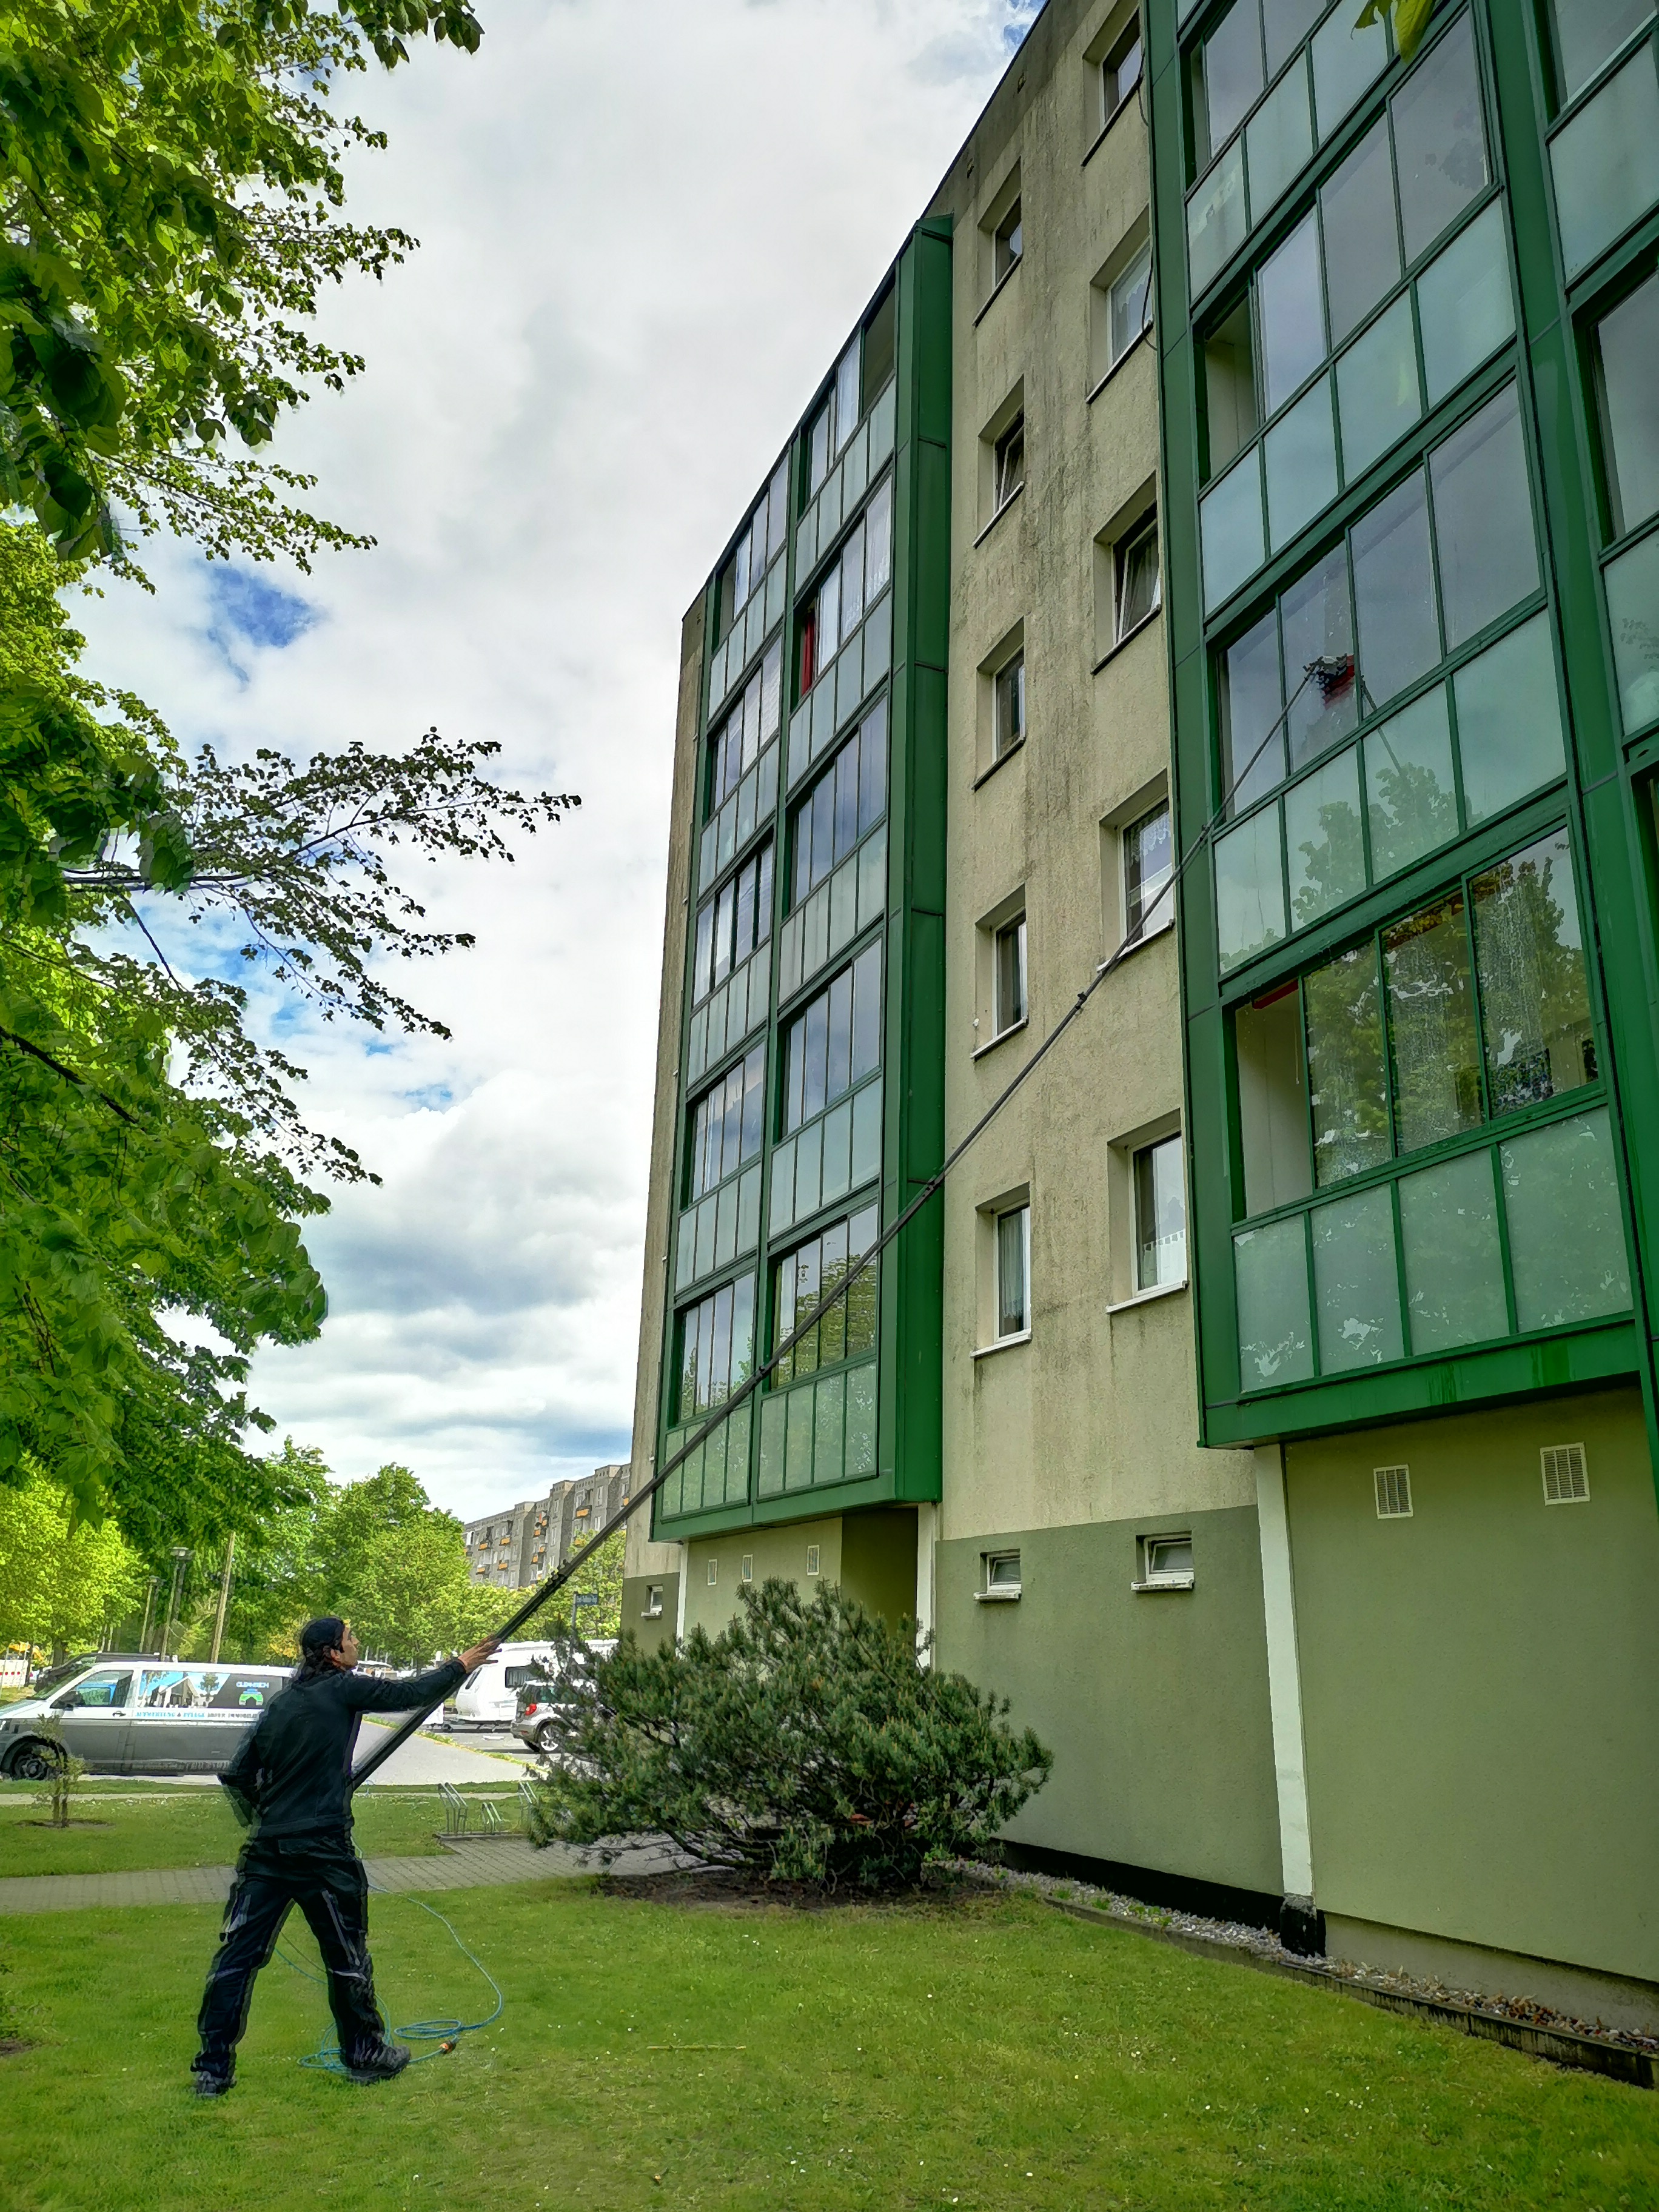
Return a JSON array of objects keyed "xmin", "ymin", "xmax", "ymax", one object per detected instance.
[{"xmin": 0, "ymin": 1835, "xmax": 688, "ymax": 1916}]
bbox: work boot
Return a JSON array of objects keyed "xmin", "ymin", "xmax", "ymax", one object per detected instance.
[
  {"xmin": 344, "ymin": 2040, "xmax": 411, "ymax": 2084},
  {"xmin": 192, "ymin": 2060, "xmax": 234, "ymax": 2098}
]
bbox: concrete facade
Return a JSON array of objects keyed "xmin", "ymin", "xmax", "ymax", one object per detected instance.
[{"xmin": 466, "ymin": 1462, "xmax": 632, "ymax": 1590}]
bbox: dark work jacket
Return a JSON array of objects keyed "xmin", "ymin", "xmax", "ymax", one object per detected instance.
[{"xmin": 220, "ymin": 1659, "xmax": 466, "ymax": 1842}]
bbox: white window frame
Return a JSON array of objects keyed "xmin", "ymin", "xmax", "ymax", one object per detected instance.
[
  {"xmin": 975, "ymin": 1549, "xmax": 1024, "ymax": 1603},
  {"xmin": 993, "ymin": 198, "xmax": 1024, "ymax": 283},
  {"xmin": 1131, "ymin": 1131, "xmax": 1187, "ymax": 1296},
  {"xmin": 1122, "ymin": 798, "xmax": 1175, "ymax": 946},
  {"xmin": 1132, "ymin": 1532, "xmax": 1195, "ymax": 1592},
  {"xmin": 994, "ymin": 415, "xmax": 1025, "ymax": 513},
  {"xmin": 1108, "ymin": 242, "xmax": 1154, "ymax": 371},
  {"xmin": 993, "ymin": 648, "xmax": 1027, "ymax": 762},
  {"xmin": 993, "ymin": 913, "xmax": 1028, "ymax": 1038},
  {"xmin": 1101, "ymin": 14, "xmax": 1144, "ymax": 128},
  {"xmin": 1115, "ymin": 511, "xmax": 1162, "ymax": 642},
  {"xmin": 994, "ymin": 1202, "xmax": 1031, "ymax": 1344}
]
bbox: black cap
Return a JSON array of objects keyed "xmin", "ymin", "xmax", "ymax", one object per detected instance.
[{"xmin": 299, "ymin": 1615, "xmax": 347, "ymax": 1657}]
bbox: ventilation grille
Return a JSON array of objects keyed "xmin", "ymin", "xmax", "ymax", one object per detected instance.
[
  {"xmin": 1542, "ymin": 1443, "xmax": 1589, "ymax": 1504},
  {"xmin": 805, "ymin": 1544, "xmax": 822, "ymax": 1577},
  {"xmin": 1374, "ymin": 1464, "xmax": 1412, "ymax": 1519}
]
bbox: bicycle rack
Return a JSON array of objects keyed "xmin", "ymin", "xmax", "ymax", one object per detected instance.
[{"xmin": 438, "ymin": 1781, "xmax": 469, "ymax": 1838}]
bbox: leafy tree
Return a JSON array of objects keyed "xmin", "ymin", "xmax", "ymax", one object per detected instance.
[
  {"xmin": 190, "ymin": 1437, "xmax": 335, "ymax": 1662},
  {"xmin": 538, "ymin": 1527, "xmax": 624, "ymax": 1640},
  {"xmin": 531, "ymin": 1580, "xmax": 1054, "ymax": 1892},
  {"xmin": 0, "ymin": 1468, "xmax": 142, "ymax": 1655}
]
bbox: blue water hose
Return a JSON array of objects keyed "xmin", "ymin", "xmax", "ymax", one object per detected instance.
[{"xmin": 276, "ymin": 1882, "xmax": 504, "ymax": 2075}]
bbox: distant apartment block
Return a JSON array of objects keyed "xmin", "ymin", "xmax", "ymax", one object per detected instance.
[{"xmin": 464, "ymin": 1464, "xmax": 631, "ymax": 1589}]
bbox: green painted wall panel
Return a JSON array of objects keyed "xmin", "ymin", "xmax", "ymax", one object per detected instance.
[
  {"xmin": 619, "ymin": 1575, "xmax": 677, "ymax": 1655},
  {"xmin": 1288, "ymin": 1387, "xmax": 1659, "ymax": 1980},
  {"xmin": 934, "ymin": 1512, "xmax": 1281, "ymax": 1895}
]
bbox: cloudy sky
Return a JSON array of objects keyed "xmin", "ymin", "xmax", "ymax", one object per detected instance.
[{"xmin": 76, "ymin": 0, "xmax": 1032, "ymax": 1523}]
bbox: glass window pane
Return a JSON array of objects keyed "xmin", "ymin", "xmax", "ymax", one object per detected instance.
[
  {"xmin": 1305, "ymin": 942, "xmax": 1390, "ymax": 1184},
  {"xmin": 1362, "ymin": 685, "xmax": 1457, "ymax": 877},
  {"xmin": 1224, "ymin": 606, "xmax": 1287, "ymax": 808},
  {"xmin": 1501, "ymin": 1108, "xmax": 1631, "ymax": 1329},
  {"xmin": 1597, "ymin": 273, "xmax": 1659, "ymax": 536},
  {"xmin": 1135, "ymin": 1136, "xmax": 1187, "ymax": 1290},
  {"xmin": 1215, "ymin": 806, "xmax": 1287, "ymax": 970},
  {"xmin": 851, "ymin": 942, "xmax": 882, "ymax": 1081},
  {"xmin": 1311, "ymin": 0, "xmax": 1389, "ymax": 139},
  {"xmin": 835, "ymin": 340, "xmax": 860, "ymax": 451},
  {"xmin": 1605, "ymin": 530, "xmax": 1659, "ymax": 732},
  {"xmin": 1235, "ymin": 1216, "xmax": 1315, "ymax": 1386},
  {"xmin": 1201, "ymin": 0, "xmax": 1265, "ymax": 156},
  {"xmin": 1125, "ymin": 803, "xmax": 1174, "ymax": 938},
  {"xmin": 1265, "ymin": 376, "xmax": 1339, "ymax": 552},
  {"xmin": 1282, "ymin": 546, "xmax": 1358, "ymax": 770},
  {"xmin": 1384, "ymin": 892, "xmax": 1483, "ymax": 1155},
  {"xmin": 1553, "ymin": 0, "xmax": 1657, "ymax": 102},
  {"xmin": 1201, "ymin": 448, "xmax": 1266, "ymax": 609},
  {"xmin": 1352, "ymin": 469, "xmax": 1441, "ymax": 711},
  {"xmin": 1188, "ymin": 137, "xmax": 1248, "ymax": 297},
  {"xmin": 1285, "ymin": 745, "xmax": 1365, "ymax": 928},
  {"xmin": 1472, "ymin": 830, "xmax": 1596, "ymax": 1114},
  {"xmin": 1416, "ymin": 199, "xmax": 1515, "ymax": 409},
  {"xmin": 1118, "ymin": 521, "xmax": 1162, "ymax": 635},
  {"xmin": 1264, "ymin": 0, "xmax": 1325, "ymax": 78},
  {"xmin": 1312, "ymin": 1185, "xmax": 1404, "ymax": 1370},
  {"xmin": 1452, "ymin": 612, "xmax": 1566, "ymax": 825},
  {"xmin": 997, "ymin": 1207, "xmax": 1029, "ymax": 1336},
  {"xmin": 1110, "ymin": 247, "xmax": 1154, "ymax": 362},
  {"xmin": 1429, "ymin": 383, "xmax": 1540, "ymax": 648},
  {"xmin": 1319, "ymin": 116, "xmax": 1400, "ymax": 347},
  {"xmin": 1259, "ymin": 211, "xmax": 1327, "ymax": 414},
  {"xmin": 1336, "ymin": 294, "xmax": 1422, "ymax": 481},
  {"xmin": 1237, "ymin": 987, "xmax": 1313, "ymax": 1215},
  {"xmin": 1399, "ymin": 1150, "xmax": 1509, "ymax": 1353},
  {"xmin": 1552, "ymin": 49, "xmax": 1659, "ymax": 279},
  {"xmin": 1246, "ymin": 61, "xmax": 1314, "ymax": 217},
  {"xmin": 865, "ymin": 475, "xmax": 893, "ymax": 600},
  {"xmin": 1391, "ymin": 13, "xmax": 1489, "ymax": 264}
]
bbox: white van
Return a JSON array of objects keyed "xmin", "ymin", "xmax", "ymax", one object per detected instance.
[
  {"xmin": 0, "ymin": 1660, "xmax": 293, "ymax": 1777},
  {"xmin": 447, "ymin": 1643, "xmax": 562, "ymax": 1731}
]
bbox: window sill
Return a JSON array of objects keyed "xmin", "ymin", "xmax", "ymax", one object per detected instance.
[
  {"xmin": 1106, "ymin": 914, "xmax": 1175, "ymax": 967},
  {"xmin": 1105, "ymin": 1278, "xmax": 1188, "ymax": 1316},
  {"xmin": 973, "ymin": 1587, "xmax": 1022, "ymax": 1603},
  {"xmin": 640, "ymin": 1608, "xmax": 664, "ymax": 1620},
  {"xmin": 974, "ymin": 482, "xmax": 1024, "ymax": 548},
  {"xmin": 972, "ymin": 1329, "xmax": 1032, "ymax": 1359},
  {"xmin": 974, "ymin": 260, "xmax": 1021, "ymax": 327},
  {"xmin": 1082, "ymin": 93, "xmax": 1139, "ymax": 170},
  {"xmin": 973, "ymin": 1017, "xmax": 1028, "ymax": 1060},
  {"xmin": 1130, "ymin": 1575, "xmax": 1195, "ymax": 1594},
  {"xmin": 973, "ymin": 736, "xmax": 1026, "ymax": 791},
  {"xmin": 1092, "ymin": 606, "xmax": 1161, "ymax": 674},
  {"xmin": 1086, "ymin": 324, "xmax": 1152, "ymax": 407}
]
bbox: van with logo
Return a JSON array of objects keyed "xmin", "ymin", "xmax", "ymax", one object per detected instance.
[{"xmin": 0, "ymin": 1660, "xmax": 292, "ymax": 1778}]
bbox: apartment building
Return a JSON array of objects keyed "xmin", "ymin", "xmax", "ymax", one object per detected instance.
[
  {"xmin": 1147, "ymin": 0, "xmax": 1659, "ymax": 2021},
  {"xmin": 466, "ymin": 1463, "xmax": 632, "ymax": 1590},
  {"xmin": 621, "ymin": 0, "xmax": 1659, "ymax": 2022}
]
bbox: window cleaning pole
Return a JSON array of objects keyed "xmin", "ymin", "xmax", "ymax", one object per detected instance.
[{"xmin": 349, "ymin": 660, "xmax": 1320, "ymax": 1793}]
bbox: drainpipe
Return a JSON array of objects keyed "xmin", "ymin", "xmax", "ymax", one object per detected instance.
[{"xmin": 1254, "ymin": 1447, "xmax": 1322, "ymax": 1956}]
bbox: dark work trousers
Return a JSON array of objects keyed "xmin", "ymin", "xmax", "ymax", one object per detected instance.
[{"xmin": 195, "ymin": 1832, "xmax": 384, "ymax": 2076}]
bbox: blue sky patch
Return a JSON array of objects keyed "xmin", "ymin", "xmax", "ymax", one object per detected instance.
[{"xmin": 207, "ymin": 565, "xmax": 319, "ymax": 652}]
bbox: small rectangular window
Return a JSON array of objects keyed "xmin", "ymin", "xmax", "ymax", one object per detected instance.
[
  {"xmin": 994, "ymin": 915, "xmax": 1028, "ymax": 1034},
  {"xmin": 707, "ymin": 1558, "xmax": 719, "ymax": 1585},
  {"xmin": 741, "ymin": 1554, "xmax": 754, "ymax": 1583},
  {"xmin": 978, "ymin": 1550, "xmax": 1022, "ymax": 1600},
  {"xmin": 1116, "ymin": 514, "xmax": 1161, "ymax": 638},
  {"xmin": 1133, "ymin": 1133, "xmax": 1187, "ymax": 1292},
  {"xmin": 1103, "ymin": 16, "xmax": 1144, "ymax": 124},
  {"xmin": 1108, "ymin": 245, "xmax": 1153, "ymax": 368},
  {"xmin": 1134, "ymin": 1533, "xmax": 1195, "ymax": 1589},
  {"xmin": 994, "ymin": 199, "xmax": 1024, "ymax": 283},
  {"xmin": 996, "ymin": 1204, "xmax": 1031, "ymax": 1339},
  {"xmin": 994, "ymin": 416, "xmax": 1026, "ymax": 512},
  {"xmin": 643, "ymin": 1585, "xmax": 664, "ymax": 1617},
  {"xmin": 1124, "ymin": 801, "xmax": 1173, "ymax": 941},
  {"xmin": 805, "ymin": 1543, "xmax": 822, "ymax": 1577},
  {"xmin": 1374, "ymin": 1464, "xmax": 1413, "ymax": 1517},
  {"xmin": 1541, "ymin": 1442, "xmax": 1590, "ymax": 1503},
  {"xmin": 994, "ymin": 651, "xmax": 1027, "ymax": 760}
]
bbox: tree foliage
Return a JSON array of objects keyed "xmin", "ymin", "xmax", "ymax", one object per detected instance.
[
  {"xmin": 0, "ymin": 1467, "xmax": 142, "ymax": 1652},
  {"xmin": 531, "ymin": 1580, "xmax": 1054, "ymax": 1892}
]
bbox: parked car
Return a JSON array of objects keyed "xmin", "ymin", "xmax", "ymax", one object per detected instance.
[
  {"xmin": 448, "ymin": 1642, "xmax": 566, "ymax": 1732},
  {"xmin": 509, "ymin": 1641, "xmax": 616, "ymax": 1752},
  {"xmin": 0, "ymin": 1660, "xmax": 293, "ymax": 1778}
]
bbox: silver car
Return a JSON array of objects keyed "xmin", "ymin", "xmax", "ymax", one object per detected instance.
[{"xmin": 0, "ymin": 1660, "xmax": 291, "ymax": 1778}]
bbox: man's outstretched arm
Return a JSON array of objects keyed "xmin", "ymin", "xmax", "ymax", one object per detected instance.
[{"xmin": 341, "ymin": 1640, "xmax": 500, "ymax": 1714}]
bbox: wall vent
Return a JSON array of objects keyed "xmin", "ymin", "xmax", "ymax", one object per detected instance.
[
  {"xmin": 1542, "ymin": 1443, "xmax": 1589, "ymax": 1504},
  {"xmin": 805, "ymin": 1544, "xmax": 822, "ymax": 1577},
  {"xmin": 1374, "ymin": 1464, "xmax": 1412, "ymax": 1518},
  {"xmin": 741, "ymin": 1553, "xmax": 754, "ymax": 1583},
  {"xmin": 707, "ymin": 1557, "xmax": 718, "ymax": 1585}
]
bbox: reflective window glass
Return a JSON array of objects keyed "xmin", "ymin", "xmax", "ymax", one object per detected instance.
[
  {"xmin": 1259, "ymin": 211, "xmax": 1326, "ymax": 414},
  {"xmin": 1199, "ymin": 0, "xmax": 1265, "ymax": 161},
  {"xmin": 675, "ymin": 1275, "xmax": 756, "ymax": 1421},
  {"xmin": 1428, "ymin": 384, "xmax": 1540, "ymax": 647},
  {"xmin": 1285, "ymin": 746, "xmax": 1364, "ymax": 928},
  {"xmin": 994, "ymin": 652, "xmax": 1026, "ymax": 760},
  {"xmin": 1336, "ymin": 293, "xmax": 1422, "ymax": 482},
  {"xmin": 1125, "ymin": 802, "xmax": 1175, "ymax": 940},
  {"xmin": 1471, "ymin": 830, "xmax": 1595, "ymax": 1115},
  {"xmin": 1362, "ymin": 686, "xmax": 1457, "ymax": 879},
  {"xmin": 1320, "ymin": 116, "xmax": 1400, "ymax": 347},
  {"xmin": 1352, "ymin": 470, "xmax": 1440, "ymax": 711},
  {"xmin": 1552, "ymin": 0, "xmax": 1657, "ymax": 103},
  {"xmin": 686, "ymin": 1044, "xmax": 766, "ymax": 1202},
  {"xmin": 1237, "ymin": 986, "xmax": 1313, "ymax": 1216},
  {"xmin": 1312, "ymin": 1185, "xmax": 1403, "ymax": 1369},
  {"xmin": 1390, "ymin": 12, "xmax": 1489, "ymax": 264},
  {"xmin": 1204, "ymin": 299, "xmax": 1259, "ymax": 475},
  {"xmin": 1134, "ymin": 1134, "xmax": 1188, "ymax": 1290},
  {"xmin": 1265, "ymin": 377, "xmax": 1339, "ymax": 551},
  {"xmin": 1263, "ymin": 0, "xmax": 1324, "ymax": 76},
  {"xmin": 1304, "ymin": 942, "xmax": 1390, "ymax": 1184},
  {"xmin": 1110, "ymin": 246, "xmax": 1155, "ymax": 364},
  {"xmin": 791, "ymin": 707, "xmax": 885, "ymax": 908},
  {"xmin": 1235, "ymin": 1215, "xmax": 1315, "ymax": 1385},
  {"xmin": 1451, "ymin": 614, "xmax": 1566, "ymax": 825},
  {"xmin": 782, "ymin": 942, "xmax": 881, "ymax": 1133},
  {"xmin": 1383, "ymin": 893, "xmax": 1482, "ymax": 1156},
  {"xmin": 1416, "ymin": 199, "xmax": 1515, "ymax": 409},
  {"xmin": 1311, "ymin": 0, "xmax": 1389, "ymax": 139},
  {"xmin": 1501, "ymin": 1109, "xmax": 1630, "ymax": 1329},
  {"xmin": 1605, "ymin": 531, "xmax": 1659, "ymax": 731},
  {"xmin": 1202, "ymin": 448, "xmax": 1267, "ymax": 609},
  {"xmin": 994, "ymin": 915, "xmax": 1028, "ymax": 1033},
  {"xmin": 1398, "ymin": 1150, "xmax": 1509, "ymax": 1352},
  {"xmin": 1224, "ymin": 607, "xmax": 1287, "ymax": 808},
  {"xmin": 997, "ymin": 1204, "xmax": 1031, "ymax": 1338},
  {"xmin": 1549, "ymin": 50, "xmax": 1659, "ymax": 278},
  {"xmin": 1247, "ymin": 64, "xmax": 1314, "ymax": 217},
  {"xmin": 773, "ymin": 1204, "xmax": 878, "ymax": 1384},
  {"xmin": 1596, "ymin": 272, "xmax": 1659, "ymax": 535},
  {"xmin": 1282, "ymin": 547, "xmax": 1358, "ymax": 770},
  {"xmin": 1216, "ymin": 806, "xmax": 1287, "ymax": 970}
]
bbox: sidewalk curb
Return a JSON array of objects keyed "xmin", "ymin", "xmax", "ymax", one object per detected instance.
[{"xmin": 1045, "ymin": 1897, "xmax": 1657, "ymax": 2089}]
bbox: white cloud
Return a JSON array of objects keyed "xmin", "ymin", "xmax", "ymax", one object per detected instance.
[{"xmin": 72, "ymin": 0, "xmax": 1018, "ymax": 1523}]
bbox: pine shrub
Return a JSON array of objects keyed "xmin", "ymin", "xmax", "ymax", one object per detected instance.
[{"xmin": 528, "ymin": 1578, "xmax": 1053, "ymax": 1891}]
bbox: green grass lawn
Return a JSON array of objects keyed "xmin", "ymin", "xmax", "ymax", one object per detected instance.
[
  {"xmin": 2, "ymin": 1880, "xmax": 1657, "ymax": 2211},
  {"xmin": 0, "ymin": 1787, "xmax": 521, "ymax": 1876}
]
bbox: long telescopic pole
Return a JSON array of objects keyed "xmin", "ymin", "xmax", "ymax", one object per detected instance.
[
  {"xmin": 349, "ymin": 659, "xmax": 1326, "ymax": 1791},
  {"xmin": 209, "ymin": 1534, "xmax": 236, "ymax": 1665}
]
